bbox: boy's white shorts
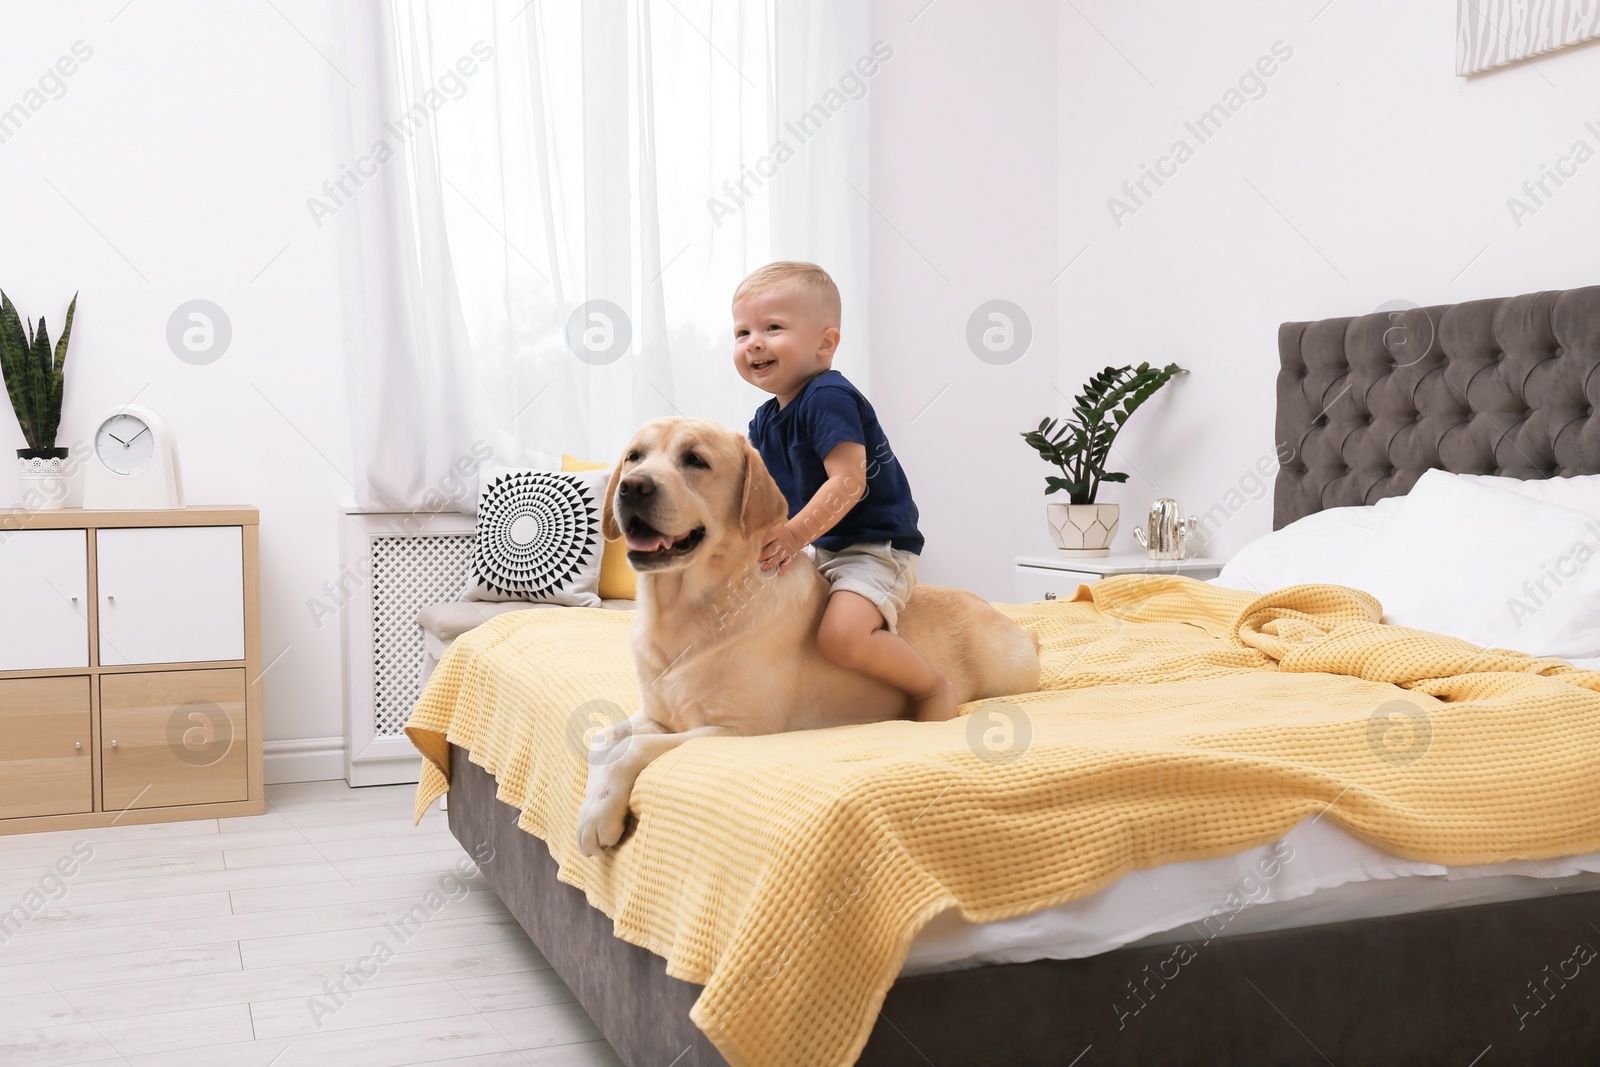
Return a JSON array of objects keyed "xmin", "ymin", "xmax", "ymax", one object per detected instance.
[{"xmin": 812, "ymin": 541, "xmax": 919, "ymax": 632}]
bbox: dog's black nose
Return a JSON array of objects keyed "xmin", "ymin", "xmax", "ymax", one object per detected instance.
[{"xmin": 618, "ymin": 472, "xmax": 655, "ymax": 499}]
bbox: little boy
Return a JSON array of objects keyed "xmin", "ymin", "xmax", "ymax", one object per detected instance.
[{"xmin": 733, "ymin": 261, "xmax": 957, "ymax": 722}]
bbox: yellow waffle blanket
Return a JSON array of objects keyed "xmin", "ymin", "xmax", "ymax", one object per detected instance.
[{"xmin": 407, "ymin": 577, "xmax": 1600, "ymax": 1067}]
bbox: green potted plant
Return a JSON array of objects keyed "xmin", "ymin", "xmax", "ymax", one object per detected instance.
[
  {"xmin": 1, "ymin": 291, "xmax": 77, "ymax": 509},
  {"xmin": 1021, "ymin": 361, "xmax": 1184, "ymax": 556}
]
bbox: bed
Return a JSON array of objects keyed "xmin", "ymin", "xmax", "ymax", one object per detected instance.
[{"xmin": 412, "ymin": 284, "xmax": 1600, "ymax": 1066}]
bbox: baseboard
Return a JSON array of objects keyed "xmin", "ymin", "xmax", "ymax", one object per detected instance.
[
  {"xmin": 263, "ymin": 737, "xmax": 347, "ymax": 784},
  {"xmin": 347, "ymin": 754, "xmax": 425, "ymax": 787}
]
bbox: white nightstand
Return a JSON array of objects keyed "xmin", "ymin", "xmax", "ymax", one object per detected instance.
[{"xmin": 1013, "ymin": 552, "xmax": 1224, "ymax": 602}]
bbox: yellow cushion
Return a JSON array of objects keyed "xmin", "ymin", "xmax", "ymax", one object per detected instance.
[{"xmin": 562, "ymin": 454, "xmax": 635, "ymax": 600}]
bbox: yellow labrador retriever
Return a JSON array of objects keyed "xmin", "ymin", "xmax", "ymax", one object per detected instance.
[{"xmin": 576, "ymin": 417, "xmax": 1040, "ymax": 855}]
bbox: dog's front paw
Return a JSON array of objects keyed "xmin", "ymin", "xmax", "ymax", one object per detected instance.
[
  {"xmin": 575, "ymin": 784, "xmax": 631, "ymax": 856},
  {"xmin": 587, "ymin": 720, "xmax": 633, "ymax": 763}
]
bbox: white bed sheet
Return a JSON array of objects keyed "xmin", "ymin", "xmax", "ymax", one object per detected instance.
[{"xmin": 904, "ymin": 814, "xmax": 1600, "ymax": 975}]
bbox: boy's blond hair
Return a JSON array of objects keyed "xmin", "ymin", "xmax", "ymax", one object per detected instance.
[{"xmin": 733, "ymin": 261, "xmax": 841, "ymax": 327}]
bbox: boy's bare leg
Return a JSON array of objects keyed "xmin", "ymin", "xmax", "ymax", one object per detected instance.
[{"xmin": 816, "ymin": 590, "xmax": 959, "ymax": 721}]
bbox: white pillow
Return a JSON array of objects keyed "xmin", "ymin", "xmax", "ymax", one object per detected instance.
[
  {"xmin": 1211, "ymin": 498, "xmax": 1402, "ymax": 593},
  {"xmin": 462, "ymin": 465, "xmax": 609, "ymax": 607},
  {"xmin": 471, "ymin": 449, "xmax": 559, "ymax": 503},
  {"xmin": 1341, "ymin": 468, "xmax": 1600, "ymax": 659},
  {"xmin": 1458, "ymin": 472, "xmax": 1600, "ymax": 515}
]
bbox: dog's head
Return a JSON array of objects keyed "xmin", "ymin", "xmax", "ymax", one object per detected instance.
[{"xmin": 603, "ymin": 418, "xmax": 789, "ymax": 573}]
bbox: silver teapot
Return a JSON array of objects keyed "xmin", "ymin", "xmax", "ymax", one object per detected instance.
[{"xmin": 1133, "ymin": 498, "xmax": 1198, "ymax": 560}]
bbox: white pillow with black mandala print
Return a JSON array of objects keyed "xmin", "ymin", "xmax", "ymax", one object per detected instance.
[{"xmin": 463, "ymin": 465, "xmax": 609, "ymax": 607}]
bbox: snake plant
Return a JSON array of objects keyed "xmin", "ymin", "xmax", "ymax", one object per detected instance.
[
  {"xmin": 0, "ymin": 291, "xmax": 76, "ymax": 452},
  {"xmin": 1022, "ymin": 361, "xmax": 1184, "ymax": 504}
]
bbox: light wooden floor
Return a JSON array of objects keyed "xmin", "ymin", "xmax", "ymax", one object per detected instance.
[{"xmin": 0, "ymin": 781, "xmax": 623, "ymax": 1066}]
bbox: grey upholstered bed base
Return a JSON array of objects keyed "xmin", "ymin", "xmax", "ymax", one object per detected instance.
[{"xmin": 451, "ymin": 744, "xmax": 1600, "ymax": 1066}]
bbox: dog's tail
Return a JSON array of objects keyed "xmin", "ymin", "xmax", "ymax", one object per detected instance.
[{"xmin": 976, "ymin": 619, "xmax": 1043, "ymax": 700}]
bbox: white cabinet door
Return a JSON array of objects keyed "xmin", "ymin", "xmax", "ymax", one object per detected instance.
[
  {"xmin": 0, "ymin": 530, "xmax": 89, "ymax": 671},
  {"xmin": 97, "ymin": 526, "xmax": 245, "ymax": 665}
]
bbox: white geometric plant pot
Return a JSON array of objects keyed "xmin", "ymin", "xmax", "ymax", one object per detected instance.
[{"xmin": 1047, "ymin": 502, "xmax": 1119, "ymax": 557}]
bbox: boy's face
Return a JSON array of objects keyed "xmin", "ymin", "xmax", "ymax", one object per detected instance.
[{"xmin": 732, "ymin": 286, "xmax": 840, "ymax": 406}]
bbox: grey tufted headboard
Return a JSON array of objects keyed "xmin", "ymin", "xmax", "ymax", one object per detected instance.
[{"xmin": 1274, "ymin": 284, "xmax": 1600, "ymax": 529}]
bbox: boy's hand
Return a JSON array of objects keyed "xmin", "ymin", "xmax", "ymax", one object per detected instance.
[{"xmin": 759, "ymin": 523, "xmax": 805, "ymax": 574}]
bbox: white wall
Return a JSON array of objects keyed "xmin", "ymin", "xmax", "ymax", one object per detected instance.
[
  {"xmin": 868, "ymin": 0, "xmax": 1060, "ymax": 600},
  {"xmin": 872, "ymin": 0, "xmax": 1600, "ymax": 598},
  {"xmin": 1058, "ymin": 0, "xmax": 1600, "ymax": 558},
  {"xmin": 0, "ymin": 1, "xmax": 353, "ymax": 767}
]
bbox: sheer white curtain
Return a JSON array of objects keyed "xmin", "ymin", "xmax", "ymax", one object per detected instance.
[{"xmin": 335, "ymin": 0, "xmax": 871, "ymax": 511}]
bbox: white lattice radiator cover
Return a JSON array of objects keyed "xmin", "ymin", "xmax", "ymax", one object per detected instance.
[
  {"xmin": 343, "ymin": 512, "xmax": 477, "ymax": 785},
  {"xmin": 369, "ymin": 533, "xmax": 474, "ymax": 737}
]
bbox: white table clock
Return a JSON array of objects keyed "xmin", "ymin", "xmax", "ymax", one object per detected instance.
[{"xmin": 83, "ymin": 404, "xmax": 184, "ymax": 510}]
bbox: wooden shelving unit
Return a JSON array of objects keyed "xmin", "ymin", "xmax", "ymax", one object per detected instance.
[{"xmin": 0, "ymin": 506, "xmax": 263, "ymax": 834}]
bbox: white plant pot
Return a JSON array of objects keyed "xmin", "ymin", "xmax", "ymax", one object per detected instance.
[
  {"xmin": 1047, "ymin": 502, "xmax": 1119, "ymax": 557},
  {"xmin": 17, "ymin": 451, "xmax": 69, "ymax": 511}
]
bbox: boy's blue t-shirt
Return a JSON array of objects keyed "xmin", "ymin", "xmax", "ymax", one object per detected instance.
[{"xmin": 748, "ymin": 369, "xmax": 924, "ymax": 554}]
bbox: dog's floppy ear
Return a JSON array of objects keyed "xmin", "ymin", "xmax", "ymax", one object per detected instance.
[
  {"xmin": 601, "ymin": 457, "xmax": 626, "ymax": 542},
  {"xmin": 739, "ymin": 437, "xmax": 789, "ymax": 537}
]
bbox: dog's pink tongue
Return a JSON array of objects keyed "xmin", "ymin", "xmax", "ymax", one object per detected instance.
[{"xmin": 625, "ymin": 530, "xmax": 672, "ymax": 552}]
